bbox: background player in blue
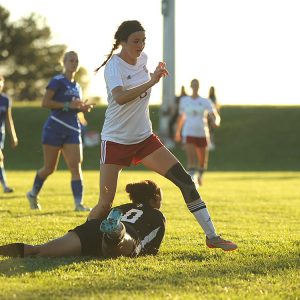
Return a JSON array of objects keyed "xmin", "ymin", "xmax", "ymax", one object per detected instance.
[
  {"xmin": 0, "ymin": 75, "xmax": 18, "ymax": 193},
  {"xmin": 0, "ymin": 180, "xmax": 165, "ymax": 258},
  {"xmin": 26, "ymin": 51, "xmax": 94, "ymax": 211}
]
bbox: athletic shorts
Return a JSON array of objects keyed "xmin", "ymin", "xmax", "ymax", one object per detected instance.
[
  {"xmin": 42, "ymin": 123, "xmax": 82, "ymax": 146},
  {"xmin": 69, "ymin": 219, "xmax": 103, "ymax": 257},
  {"xmin": 100, "ymin": 134, "xmax": 164, "ymax": 166},
  {"xmin": 182, "ymin": 136, "xmax": 208, "ymax": 148},
  {"xmin": 70, "ymin": 220, "xmax": 140, "ymax": 257}
]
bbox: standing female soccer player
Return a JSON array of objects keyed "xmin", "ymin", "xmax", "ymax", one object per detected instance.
[
  {"xmin": 0, "ymin": 180, "xmax": 165, "ymax": 258},
  {"xmin": 0, "ymin": 75, "xmax": 18, "ymax": 193},
  {"xmin": 175, "ymin": 79, "xmax": 221, "ymax": 187},
  {"xmin": 26, "ymin": 51, "xmax": 94, "ymax": 211},
  {"xmin": 90, "ymin": 20, "xmax": 236, "ymax": 251}
]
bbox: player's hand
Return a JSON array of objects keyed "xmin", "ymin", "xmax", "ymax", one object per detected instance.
[
  {"xmin": 69, "ymin": 98, "xmax": 84, "ymax": 110},
  {"xmin": 11, "ymin": 137, "xmax": 18, "ymax": 148},
  {"xmin": 80, "ymin": 99, "xmax": 95, "ymax": 113},
  {"xmin": 150, "ymin": 62, "xmax": 169, "ymax": 84},
  {"xmin": 70, "ymin": 98, "xmax": 95, "ymax": 112}
]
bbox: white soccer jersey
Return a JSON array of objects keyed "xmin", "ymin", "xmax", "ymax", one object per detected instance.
[
  {"xmin": 101, "ymin": 52, "xmax": 153, "ymax": 144},
  {"xmin": 179, "ymin": 96, "xmax": 214, "ymax": 138}
]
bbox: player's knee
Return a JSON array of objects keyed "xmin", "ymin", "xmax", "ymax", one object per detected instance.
[
  {"xmin": 164, "ymin": 162, "xmax": 200, "ymax": 203},
  {"xmin": 41, "ymin": 166, "xmax": 56, "ymax": 176},
  {"xmin": 68, "ymin": 163, "xmax": 81, "ymax": 176}
]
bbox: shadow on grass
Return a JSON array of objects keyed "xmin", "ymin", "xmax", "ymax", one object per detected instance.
[
  {"xmin": 1, "ymin": 249, "xmax": 299, "ymax": 278},
  {"xmin": 0, "ymin": 256, "xmax": 102, "ymax": 277}
]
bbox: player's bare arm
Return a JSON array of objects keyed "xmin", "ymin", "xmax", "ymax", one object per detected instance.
[{"xmin": 112, "ymin": 62, "xmax": 168, "ymax": 105}]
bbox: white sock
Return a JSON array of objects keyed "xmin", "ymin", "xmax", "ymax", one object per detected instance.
[{"xmin": 192, "ymin": 208, "xmax": 218, "ymax": 239}]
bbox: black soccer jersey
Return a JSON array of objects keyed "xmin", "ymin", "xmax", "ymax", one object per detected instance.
[{"xmin": 115, "ymin": 203, "xmax": 166, "ymax": 256}]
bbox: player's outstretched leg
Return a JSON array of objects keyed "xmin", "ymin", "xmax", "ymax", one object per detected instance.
[
  {"xmin": 165, "ymin": 162, "xmax": 238, "ymax": 251},
  {"xmin": 0, "ymin": 243, "xmax": 24, "ymax": 257}
]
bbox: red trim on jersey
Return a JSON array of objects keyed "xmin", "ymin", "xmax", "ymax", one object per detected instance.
[{"xmin": 100, "ymin": 134, "xmax": 164, "ymax": 166}]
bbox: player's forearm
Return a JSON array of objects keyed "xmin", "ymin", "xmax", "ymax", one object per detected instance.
[
  {"xmin": 42, "ymin": 98, "xmax": 65, "ymax": 110},
  {"xmin": 5, "ymin": 114, "xmax": 17, "ymax": 140},
  {"xmin": 113, "ymin": 81, "xmax": 154, "ymax": 105},
  {"xmin": 208, "ymin": 111, "xmax": 221, "ymax": 128},
  {"xmin": 175, "ymin": 115, "xmax": 184, "ymax": 135}
]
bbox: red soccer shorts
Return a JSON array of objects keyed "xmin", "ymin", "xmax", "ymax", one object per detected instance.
[
  {"xmin": 100, "ymin": 134, "xmax": 164, "ymax": 166},
  {"xmin": 182, "ymin": 136, "xmax": 208, "ymax": 148}
]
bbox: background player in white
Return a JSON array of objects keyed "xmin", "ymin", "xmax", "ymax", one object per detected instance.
[
  {"xmin": 0, "ymin": 75, "xmax": 18, "ymax": 193},
  {"xmin": 26, "ymin": 51, "xmax": 94, "ymax": 211},
  {"xmin": 90, "ymin": 20, "xmax": 237, "ymax": 251},
  {"xmin": 0, "ymin": 180, "xmax": 165, "ymax": 258},
  {"xmin": 175, "ymin": 79, "xmax": 221, "ymax": 186}
]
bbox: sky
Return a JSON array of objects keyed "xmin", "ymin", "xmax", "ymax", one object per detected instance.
[{"xmin": 1, "ymin": 0, "xmax": 300, "ymax": 105}]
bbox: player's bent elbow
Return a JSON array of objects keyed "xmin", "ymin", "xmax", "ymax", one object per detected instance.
[{"xmin": 113, "ymin": 95, "xmax": 127, "ymax": 105}]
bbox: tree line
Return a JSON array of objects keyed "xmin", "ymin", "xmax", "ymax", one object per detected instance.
[{"xmin": 0, "ymin": 5, "xmax": 89, "ymax": 101}]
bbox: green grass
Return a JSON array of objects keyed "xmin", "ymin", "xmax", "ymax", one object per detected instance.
[{"xmin": 0, "ymin": 170, "xmax": 299, "ymax": 299}]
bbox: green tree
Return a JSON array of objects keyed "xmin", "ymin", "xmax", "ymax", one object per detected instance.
[{"xmin": 0, "ymin": 5, "xmax": 89, "ymax": 101}]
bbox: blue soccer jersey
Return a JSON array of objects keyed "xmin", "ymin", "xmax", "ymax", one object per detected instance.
[
  {"xmin": 0, "ymin": 93, "xmax": 10, "ymax": 149},
  {"xmin": 44, "ymin": 74, "xmax": 82, "ymax": 132}
]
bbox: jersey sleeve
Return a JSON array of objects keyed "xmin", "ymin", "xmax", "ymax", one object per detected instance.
[
  {"xmin": 46, "ymin": 77, "xmax": 60, "ymax": 92},
  {"xmin": 104, "ymin": 59, "xmax": 124, "ymax": 92},
  {"xmin": 143, "ymin": 220, "xmax": 166, "ymax": 255}
]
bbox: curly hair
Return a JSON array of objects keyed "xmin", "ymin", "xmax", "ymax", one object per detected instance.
[{"xmin": 125, "ymin": 180, "xmax": 160, "ymax": 205}]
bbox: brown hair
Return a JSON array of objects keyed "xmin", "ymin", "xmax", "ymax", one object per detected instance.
[
  {"xmin": 125, "ymin": 180, "xmax": 160, "ymax": 206},
  {"xmin": 94, "ymin": 20, "xmax": 145, "ymax": 72}
]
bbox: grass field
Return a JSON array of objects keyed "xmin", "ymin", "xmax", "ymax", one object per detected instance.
[{"xmin": 0, "ymin": 170, "xmax": 299, "ymax": 299}]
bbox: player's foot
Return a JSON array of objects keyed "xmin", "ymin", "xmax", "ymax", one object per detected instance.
[
  {"xmin": 26, "ymin": 192, "xmax": 41, "ymax": 210},
  {"xmin": 206, "ymin": 235, "xmax": 238, "ymax": 251},
  {"xmin": 4, "ymin": 186, "xmax": 14, "ymax": 193},
  {"xmin": 100, "ymin": 208, "xmax": 123, "ymax": 234},
  {"xmin": 75, "ymin": 204, "xmax": 91, "ymax": 212}
]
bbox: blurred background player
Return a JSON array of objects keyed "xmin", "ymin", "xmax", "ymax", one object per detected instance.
[
  {"xmin": 175, "ymin": 79, "xmax": 221, "ymax": 187},
  {"xmin": 166, "ymin": 85, "xmax": 187, "ymax": 149},
  {"xmin": 26, "ymin": 51, "xmax": 94, "ymax": 211},
  {"xmin": 207, "ymin": 86, "xmax": 220, "ymax": 151},
  {"xmin": 0, "ymin": 75, "xmax": 18, "ymax": 193},
  {"xmin": 0, "ymin": 180, "xmax": 165, "ymax": 258}
]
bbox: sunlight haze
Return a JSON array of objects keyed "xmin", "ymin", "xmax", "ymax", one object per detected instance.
[{"xmin": 2, "ymin": 0, "xmax": 300, "ymax": 105}]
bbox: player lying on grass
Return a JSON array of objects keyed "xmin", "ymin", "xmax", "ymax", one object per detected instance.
[{"xmin": 0, "ymin": 180, "xmax": 166, "ymax": 258}]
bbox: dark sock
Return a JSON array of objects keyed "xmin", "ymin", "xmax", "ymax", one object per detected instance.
[{"xmin": 0, "ymin": 243, "xmax": 24, "ymax": 257}]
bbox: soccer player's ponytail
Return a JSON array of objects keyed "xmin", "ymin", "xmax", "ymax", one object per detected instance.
[
  {"xmin": 94, "ymin": 42, "xmax": 120, "ymax": 73},
  {"xmin": 94, "ymin": 20, "xmax": 145, "ymax": 73}
]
